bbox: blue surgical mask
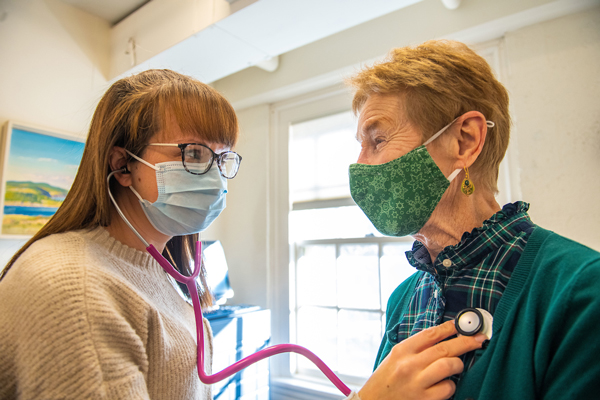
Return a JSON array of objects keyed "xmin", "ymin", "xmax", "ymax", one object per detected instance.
[{"xmin": 126, "ymin": 151, "xmax": 227, "ymax": 236}]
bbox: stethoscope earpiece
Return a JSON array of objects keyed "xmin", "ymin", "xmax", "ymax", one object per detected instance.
[{"xmin": 455, "ymin": 307, "xmax": 493, "ymax": 340}]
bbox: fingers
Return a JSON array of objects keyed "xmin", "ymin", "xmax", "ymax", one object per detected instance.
[
  {"xmin": 420, "ymin": 332, "xmax": 485, "ymax": 365},
  {"xmin": 425, "ymin": 379, "xmax": 457, "ymax": 400},
  {"xmin": 419, "ymin": 356, "xmax": 464, "ymax": 388},
  {"xmin": 403, "ymin": 321, "xmax": 459, "ymax": 354},
  {"xmin": 376, "ymin": 321, "xmax": 485, "ymax": 400}
]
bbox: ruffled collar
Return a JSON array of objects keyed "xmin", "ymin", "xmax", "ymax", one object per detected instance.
[{"xmin": 407, "ymin": 202, "xmax": 532, "ymax": 277}]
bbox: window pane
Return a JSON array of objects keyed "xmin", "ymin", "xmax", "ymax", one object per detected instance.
[
  {"xmin": 297, "ymin": 306, "xmax": 337, "ymax": 372},
  {"xmin": 296, "ymin": 245, "xmax": 337, "ymax": 307},
  {"xmin": 337, "ymin": 244, "xmax": 379, "ymax": 310},
  {"xmin": 338, "ymin": 310, "xmax": 381, "ymax": 377},
  {"xmin": 289, "ymin": 206, "xmax": 381, "ymax": 242},
  {"xmin": 289, "ymin": 136, "xmax": 318, "ymax": 200},
  {"xmin": 290, "ymin": 111, "xmax": 359, "ymax": 203},
  {"xmin": 380, "ymin": 243, "xmax": 415, "ymax": 311}
]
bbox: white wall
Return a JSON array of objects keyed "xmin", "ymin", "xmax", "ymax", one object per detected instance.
[
  {"xmin": 202, "ymin": 105, "xmax": 271, "ymax": 308},
  {"xmin": 0, "ymin": 0, "xmax": 109, "ymax": 265},
  {"xmin": 0, "ymin": 0, "xmax": 109, "ymax": 134},
  {"xmin": 207, "ymin": 6, "xmax": 600, "ymax": 308},
  {"xmin": 212, "ymin": 0, "xmax": 597, "ymax": 110},
  {"xmin": 506, "ymin": 8, "xmax": 600, "ymax": 250}
]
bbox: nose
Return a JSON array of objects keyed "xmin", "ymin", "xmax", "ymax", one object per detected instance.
[{"xmin": 356, "ymin": 148, "xmax": 370, "ymax": 165}]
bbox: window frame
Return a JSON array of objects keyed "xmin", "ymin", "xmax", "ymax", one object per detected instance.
[
  {"xmin": 291, "ymin": 236, "xmax": 413, "ymax": 387},
  {"xmin": 268, "ymin": 85, "xmax": 367, "ymax": 393}
]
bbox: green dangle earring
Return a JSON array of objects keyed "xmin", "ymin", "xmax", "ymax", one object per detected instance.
[{"xmin": 461, "ymin": 167, "xmax": 474, "ymax": 196}]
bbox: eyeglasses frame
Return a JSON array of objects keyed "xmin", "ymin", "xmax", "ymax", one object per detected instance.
[{"xmin": 146, "ymin": 143, "xmax": 242, "ymax": 179}]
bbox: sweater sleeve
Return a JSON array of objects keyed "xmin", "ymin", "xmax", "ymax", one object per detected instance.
[
  {"xmin": 541, "ymin": 260, "xmax": 600, "ymax": 399},
  {"xmin": 0, "ymin": 243, "xmax": 152, "ymax": 400}
]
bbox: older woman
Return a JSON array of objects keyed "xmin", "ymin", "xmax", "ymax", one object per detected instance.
[{"xmin": 347, "ymin": 40, "xmax": 600, "ymax": 399}]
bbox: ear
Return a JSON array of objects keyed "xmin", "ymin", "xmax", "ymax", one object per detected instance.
[
  {"xmin": 453, "ymin": 111, "xmax": 487, "ymax": 169},
  {"xmin": 109, "ymin": 146, "xmax": 133, "ymax": 187}
]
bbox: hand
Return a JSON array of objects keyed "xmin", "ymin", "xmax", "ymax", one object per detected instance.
[{"xmin": 358, "ymin": 320, "xmax": 486, "ymax": 400}]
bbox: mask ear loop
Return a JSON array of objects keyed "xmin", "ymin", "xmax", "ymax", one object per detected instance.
[
  {"xmin": 126, "ymin": 150, "xmax": 159, "ymax": 171},
  {"xmin": 423, "ymin": 118, "xmax": 458, "ymax": 147},
  {"xmin": 423, "ymin": 119, "xmax": 460, "ymax": 181},
  {"xmin": 423, "ymin": 118, "xmax": 495, "ymax": 182}
]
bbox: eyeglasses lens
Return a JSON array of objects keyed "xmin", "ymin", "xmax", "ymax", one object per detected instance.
[
  {"xmin": 183, "ymin": 144, "xmax": 213, "ymax": 174},
  {"xmin": 219, "ymin": 153, "xmax": 240, "ymax": 178}
]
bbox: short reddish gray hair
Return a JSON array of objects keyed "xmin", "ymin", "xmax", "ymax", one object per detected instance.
[{"xmin": 347, "ymin": 40, "xmax": 511, "ymax": 193}]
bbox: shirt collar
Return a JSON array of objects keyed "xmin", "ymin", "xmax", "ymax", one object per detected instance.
[{"xmin": 406, "ymin": 202, "xmax": 532, "ymax": 277}]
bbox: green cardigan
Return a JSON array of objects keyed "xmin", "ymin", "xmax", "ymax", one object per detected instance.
[{"xmin": 375, "ymin": 227, "xmax": 600, "ymax": 399}]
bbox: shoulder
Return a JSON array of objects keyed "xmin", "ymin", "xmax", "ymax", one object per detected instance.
[
  {"xmin": 519, "ymin": 227, "xmax": 600, "ymax": 310},
  {"xmin": 1, "ymin": 229, "xmax": 149, "ymax": 327},
  {"xmin": 528, "ymin": 227, "xmax": 600, "ymax": 277},
  {"xmin": 4, "ymin": 230, "xmax": 105, "ymax": 297},
  {"xmin": 4, "ymin": 230, "xmax": 95, "ymax": 293},
  {"xmin": 13, "ymin": 228, "xmax": 101, "ymax": 272},
  {"xmin": 386, "ymin": 271, "xmax": 424, "ymax": 313}
]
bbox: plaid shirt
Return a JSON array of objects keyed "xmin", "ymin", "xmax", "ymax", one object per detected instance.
[{"xmin": 398, "ymin": 202, "xmax": 535, "ymax": 381}]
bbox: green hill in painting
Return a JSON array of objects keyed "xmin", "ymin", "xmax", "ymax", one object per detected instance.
[{"xmin": 4, "ymin": 181, "xmax": 68, "ymax": 207}]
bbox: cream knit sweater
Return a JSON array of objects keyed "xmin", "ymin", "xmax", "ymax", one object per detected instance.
[{"xmin": 0, "ymin": 227, "xmax": 213, "ymax": 399}]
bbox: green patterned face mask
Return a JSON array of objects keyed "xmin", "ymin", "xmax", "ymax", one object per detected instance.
[{"xmin": 349, "ymin": 120, "xmax": 461, "ymax": 237}]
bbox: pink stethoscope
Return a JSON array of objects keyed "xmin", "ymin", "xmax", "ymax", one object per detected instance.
[{"xmin": 107, "ymin": 170, "xmax": 352, "ymax": 396}]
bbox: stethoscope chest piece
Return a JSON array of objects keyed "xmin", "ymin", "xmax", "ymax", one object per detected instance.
[{"xmin": 455, "ymin": 308, "xmax": 493, "ymax": 340}]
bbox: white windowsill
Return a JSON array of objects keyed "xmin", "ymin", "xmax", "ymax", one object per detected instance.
[{"xmin": 270, "ymin": 376, "xmax": 362, "ymax": 400}]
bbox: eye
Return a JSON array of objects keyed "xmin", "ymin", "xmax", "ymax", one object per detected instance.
[
  {"xmin": 188, "ymin": 148, "xmax": 202, "ymax": 160},
  {"xmin": 183, "ymin": 145, "xmax": 209, "ymax": 163},
  {"xmin": 374, "ymin": 137, "xmax": 386, "ymax": 146}
]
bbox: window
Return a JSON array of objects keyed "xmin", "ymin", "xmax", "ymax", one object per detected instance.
[{"xmin": 287, "ymin": 110, "xmax": 412, "ymax": 387}]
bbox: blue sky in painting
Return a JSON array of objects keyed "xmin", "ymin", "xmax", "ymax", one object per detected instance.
[{"xmin": 6, "ymin": 128, "xmax": 85, "ymax": 190}]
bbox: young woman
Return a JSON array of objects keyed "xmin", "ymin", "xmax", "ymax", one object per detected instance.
[{"xmin": 0, "ymin": 69, "xmax": 482, "ymax": 400}]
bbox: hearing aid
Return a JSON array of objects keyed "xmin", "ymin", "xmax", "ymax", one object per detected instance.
[{"xmin": 455, "ymin": 308, "xmax": 493, "ymax": 340}]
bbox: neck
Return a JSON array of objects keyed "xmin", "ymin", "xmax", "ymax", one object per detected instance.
[
  {"xmin": 106, "ymin": 186, "xmax": 171, "ymax": 253},
  {"xmin": 413, "ymin": 184, "xmax": 501, "ymax": 261}
]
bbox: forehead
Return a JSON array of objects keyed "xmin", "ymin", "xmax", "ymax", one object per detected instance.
[
  {"xmin": 357, "ymin": 93, "xmax": 408, "ymax": 135},
  {"xmin": 152, "ymin": 117, "xmax": 230, "ymax": 151}
]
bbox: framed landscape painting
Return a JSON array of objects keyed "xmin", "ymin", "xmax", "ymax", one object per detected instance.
[{"xmin": 0, "ymin": 121, "xmax": 85, "ymax": 238}]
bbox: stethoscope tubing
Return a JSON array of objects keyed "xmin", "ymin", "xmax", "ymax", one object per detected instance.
[
  {"xmin": 147, "ymin": 242, "xmax": 352, "ymax": 396},
  {"xmin": 109, "ymin": 169, "xmax": 350, "ymax": 395}
]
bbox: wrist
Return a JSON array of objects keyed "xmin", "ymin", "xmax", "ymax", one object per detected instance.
[{"xmin": 357, "ymin": 388, "xmax": 368, "ymax": 400}]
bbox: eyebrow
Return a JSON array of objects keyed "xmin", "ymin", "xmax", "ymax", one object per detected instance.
[{"xmin": 356, "ymin": 120, "xmax": 380, "ymax": 142}]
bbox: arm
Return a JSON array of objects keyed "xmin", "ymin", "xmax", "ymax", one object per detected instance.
[{"xmin": 542, "ymin": 261, "xmax": 600, "ymax": 399}]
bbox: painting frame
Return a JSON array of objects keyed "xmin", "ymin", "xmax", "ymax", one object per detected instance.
[{"xmin": 0, "ymin": 121, "xmax": 86, "ymax": 239}]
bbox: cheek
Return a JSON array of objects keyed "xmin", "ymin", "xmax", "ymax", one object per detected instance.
[
  {"xmin": 375, "ymin": 146, "xmax": 408, "ymax": 165},
  {"xmin": 131, "ymin": 164, "xmax": 159, "ymax": 203},
  {"xmin": 427, "ymin": 143, "xmax": 456, "ymax": 177}
]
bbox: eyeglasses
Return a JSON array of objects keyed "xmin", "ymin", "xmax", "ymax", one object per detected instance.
[{"xmin": 147, "ymin": 143, "xmax": 242, "ymax": 179}]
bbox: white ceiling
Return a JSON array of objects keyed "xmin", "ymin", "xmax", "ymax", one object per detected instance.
[
  {"xmin": 108, "ymin": 0, "xmax": 425, "ymax": 82},
  {"xmin": 58, "ymin": 0, "xmax": 597, "ymax": 85},
  {"xmin": 60, "ymin": 0, "xmax": 150, "ymax": 25}
]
